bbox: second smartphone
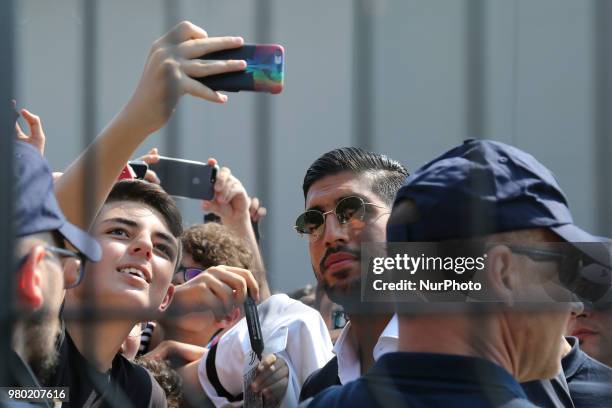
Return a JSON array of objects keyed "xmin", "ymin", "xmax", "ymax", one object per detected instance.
[{"xmin": 148, "ymin": 156, "xmax": 217, "ymax": 200}]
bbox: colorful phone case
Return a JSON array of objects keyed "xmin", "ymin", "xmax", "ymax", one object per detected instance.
[{"xmin": 196, "ymin": 44, "xmax": 284, "ymax": 94}]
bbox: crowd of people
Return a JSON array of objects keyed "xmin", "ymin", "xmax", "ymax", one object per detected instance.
[{"xmin": 3, "ymin": 21, "xmax": 612, "ymax": 408}]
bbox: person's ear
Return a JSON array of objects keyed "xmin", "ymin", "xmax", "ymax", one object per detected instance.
[
  {"xmin": 17, "ymin": 245, "xmax": 47, "ymax": 309},
  {"xmin": 63, "ymin": 258, "xmax": 81, "ymax": 289},
  {"xmin": 485, "ymin": 245, "xmax": 517, "ymax": 304},
  {"xmin": 158, "ymin": 283, "xmax": 175, "ymax": 312}
]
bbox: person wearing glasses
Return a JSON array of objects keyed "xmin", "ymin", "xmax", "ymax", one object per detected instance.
[
  {"xmin": 295, "ymin": 147, "xmax": 409, "ymax": 402},
  {"xmin": 3, "ymin": 141, "xmax": 101, "ymax": 405},
  {"xmin": 306, "ymin": 139, "xmax": 612, "ymax": 407}
]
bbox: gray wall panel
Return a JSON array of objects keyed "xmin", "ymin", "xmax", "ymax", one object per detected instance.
[
  {"xmin": 16, "ymin": 0, "xmax": 82, "ymax": 171},
  {"xmin": 373, "ymin": 0, "xmax": 468, "ymax": 172},
  {"xmin": 515, "ymin": 0, "xmax": 596, "ymax": 231},
  {"xmin": 175, "ymin": 1, "xmax": 258, "ymax": 226},
  {"xmin": 268, "ymin": 0, "xmax": 354, "ymax": 291},
  {"xmin": 14, "ymin": 0, "xmax": 610, "ymax": 292}
]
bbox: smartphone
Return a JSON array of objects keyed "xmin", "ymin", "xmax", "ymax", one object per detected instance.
[
  {"xmin": 127, "ymin": 160, "xmax": 149, "ymax": 180},
  {"xmin": 117, "ymin": 164, "xmax": 137, "ymax": 181},
  {"xmin": 196, "ymin": 44, "xmax": 285, "ymax": 94},
  {"xmin": 148, "ymin": 156, "xmax": 218, "ymax": 200}
]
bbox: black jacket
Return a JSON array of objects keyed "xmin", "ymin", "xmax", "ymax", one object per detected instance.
[{"xmin": 299, "ymin": 356, "xmax": 341, "ymax": 402}]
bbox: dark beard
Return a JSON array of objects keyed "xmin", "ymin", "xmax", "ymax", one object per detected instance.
[
  {"xmin": 323, "ymin": 275, "xmax": 394, "ymax": 315},
  {"xmin": 319, "ymin": 245, "xmax": 394, "ymax": 315},
  {"xmin": 22, "ymin": 313, "xmax": 60, "ymax": 385}
]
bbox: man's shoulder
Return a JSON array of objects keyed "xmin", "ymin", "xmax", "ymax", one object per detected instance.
[
  {"xmin": 299, "ymin": 356, "xmax": 340, "ymax": 402},
  {"xmin": 307, "ymin": 353, "xmax": 540, "ymax": 408},
  {"xmin": 564, "ymin": 348, "xmax": 612, "ymax": 408},
  {"xmin": 306, "ymin": 377, "xmax": 540, "ymax": 408},
  {"xmin": 304, "ymin": 378, "xmax": 371, "ymax": 408},
  {"xmin": 571, "ymin": 351, "xmax": 612, "ymax": 381}
]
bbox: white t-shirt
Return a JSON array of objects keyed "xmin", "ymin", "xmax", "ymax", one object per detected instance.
[{"xmin": 197, "ymin": 294, "xmax": 334, "ymax": 407}]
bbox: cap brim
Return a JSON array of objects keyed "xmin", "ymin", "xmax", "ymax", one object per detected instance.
[
  {"xmin": 58, "ymin": 221, "xmax": 102, "ymax": 262},
  {"xmin": 551, "ymin": 224, "xmax": 611, "ymax": 268}
]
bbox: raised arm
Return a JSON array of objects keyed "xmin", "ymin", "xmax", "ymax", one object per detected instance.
[
  {"xmin": 202, "ymin": 159, "xmax": 272, "ymax": 300},
  {"xmin": 55, "ymin": 21, "xmax": 246, "ymax": 229}
]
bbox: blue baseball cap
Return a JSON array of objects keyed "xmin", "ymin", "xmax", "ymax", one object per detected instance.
[
  {"xmin": 14, "ymin": 141, "xmax": 101, "ymax": 262},
  {"xmin": 387, "ymin": 139, "xmax": 610, "ymax": 268}
]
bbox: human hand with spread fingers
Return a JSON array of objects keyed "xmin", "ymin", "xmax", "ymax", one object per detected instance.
[
  {"xmin": 55, "ymin": 21, "xmax": 247, "ymax": 230},
  {"xmin": 169, "ymin": 265, "xmax": 259, "ymax": 321},
  {"xmin": 13, "ymin": 102, "xmax": 46, "ymax": 156}
]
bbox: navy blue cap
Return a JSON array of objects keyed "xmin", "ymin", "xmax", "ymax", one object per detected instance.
[
  {"xmin": 14, "ymin": 141, "xmax": 101, "ymax": 262},
  {"xmin": 388, "ymin": 139, "xmax": 609, "ymax": 267}
]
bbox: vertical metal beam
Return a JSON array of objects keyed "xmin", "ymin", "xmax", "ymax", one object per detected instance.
[
  {"xmin": 82, "ymin": 0, "xmax": 98, "ymax": 221},
  {"xmin": 465, "ymin": 0, "xmax": 486, "ymax": 140},
  {"xmin": 511, "ymin": 0, "xmax": 519, "ymax": 146},
  {"xmin": 594, "ymin": 0, "xmax": 612, "ymax": 236},
  {"xmin": 464, "ymin": 0, "xmax": 494, "ymax": 246},
  {"xmin": 352, "ymin": 0, "xmax": 374, "ymax": 150},
  {"xmin": 0, "ymin": 0, "xmax": 15, "ymax": 387},
  {"xmin": 164, "ymin": 0, "xmax": 182, "ymax": 159},
  {"xmin": 80, "ymin": 0, "xmax": 102, "ymax": 398},
  {"xmin": 254, "ymin": 0, "xmax": 273, "ymax": 282}
]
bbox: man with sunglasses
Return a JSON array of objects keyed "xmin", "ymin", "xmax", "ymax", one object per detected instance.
[
  {"xmin": 3, "ymin": 141, "xmax": 101, "ymax": 404},
  {"xmin": 296, "ymin": 147, "xmax": 409, "ymax": 401},
  {"xmin": 306, "ymin": 139, "xmax": 612, "ymax": 407}
]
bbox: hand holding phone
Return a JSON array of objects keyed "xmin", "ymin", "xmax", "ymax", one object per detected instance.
[
  {"xmin": 195, "ymin": 44, "xmax": 285, "ymax": 94},
  {"xmin": 148, "ymin": 156, "xmax": 218, "ymax": 200}
]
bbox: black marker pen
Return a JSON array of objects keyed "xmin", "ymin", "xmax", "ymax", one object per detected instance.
[{"xmin": 244, "ymin": 291, "xmax": 264, "ymax": 361}]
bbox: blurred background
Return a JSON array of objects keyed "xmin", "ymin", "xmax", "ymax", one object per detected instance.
[{"xmin": 7, "ymin": 0, "xmax": 612, "ymax": 292}]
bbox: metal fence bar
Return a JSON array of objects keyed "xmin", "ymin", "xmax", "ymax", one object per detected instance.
[
  {"xmin": 82, "ymin": 0, "xmax": 98, "ymax": 220},
  {"xmin": 254, "ymin": 0, "xmax": 273, "ymax": 284},
  {"xmin": 352, "ymin": 0, "xmax": 374, "ymax": 150},
  {"xmin": 465, "ymin": 0, "xmax": 486, "ymax": 140},
  {"xmin": 511, "ymin": 0, "xmax": 519, "ymax": 146},
  {"xmin": 80, "ymin": 0, "xmax": 109, "ymax": 404},
  {"xmin": 594, "ymin": 0, "xmax": 612, "ymax": 236},
  {"xmin": 0, "ymin": 0, "xmax": 15, "ymax": 388},
  {"xmin": 164, "ymin": 0, "xmax": 182, "ymax": 159}
]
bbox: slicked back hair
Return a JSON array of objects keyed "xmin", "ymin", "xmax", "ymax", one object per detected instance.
[{"xmin": 303, "ymin": 147, "xmax": 409, "ymax": 205}]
